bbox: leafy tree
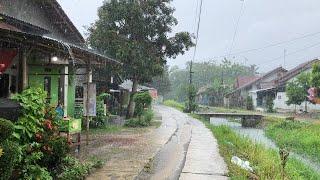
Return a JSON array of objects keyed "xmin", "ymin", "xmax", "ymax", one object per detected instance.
[
  {"xmin": 88, "ymin": 0, "xmax": 194, "ymax": 118},
  {"xmin": 150, "ymin": 65, "xmax": 171, "ymax": 96},
  {"xmin": 311, "ymin": 62, "xmax": 320, "ymax": 87},
  {"xmin": 266, "ymin": 95, "xmax": 275, "ymax": 113},
  {"xmin": 286, "ymin": 80, "xmax": 306, "ymax": 112},
  {"xmin": 167, "ymin": 60, "xmax": 256, "ymax": 104},
  {"xmin": 296, "ymin": 72, "xmax": 311, "ymax": 111},
  {"xmin": 184, "ymin": 84, "xmax": 198, "ymax": 113}
]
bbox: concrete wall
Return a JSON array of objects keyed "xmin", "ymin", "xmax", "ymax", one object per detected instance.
[
  {"xmin": 274, "ymin": 92, "xmax": 320, "ymax": 112},
  {"xmin": 0, "ymin": 0, "xmax": 80, "ymax": 44}
]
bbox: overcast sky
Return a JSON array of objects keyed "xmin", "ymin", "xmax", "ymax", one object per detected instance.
[{"xmin": 57, "ymin": 0, "xmax": 320, "ymax": 73}]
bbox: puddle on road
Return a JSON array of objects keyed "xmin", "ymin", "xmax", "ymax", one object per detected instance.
[{"xmin": 210, "ymin": 117, "xmax": 320, "ymax": 172}]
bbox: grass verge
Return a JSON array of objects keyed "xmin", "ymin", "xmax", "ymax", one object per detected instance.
[
  {"xmin": 163, "ymin": 100, "xmax": 185, "ymax": 112},
  {"xmin": 190, "ymin": 114, "xmax": 320, "ymax": 179},
  {"xmin": 265, "ymin": 118, "xmax": 320, "ymax": 164}
]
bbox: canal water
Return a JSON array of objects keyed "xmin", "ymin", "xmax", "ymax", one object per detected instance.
[{"xmin": 210, "ymin": 117, "xmax": 320, "ymax": 172}]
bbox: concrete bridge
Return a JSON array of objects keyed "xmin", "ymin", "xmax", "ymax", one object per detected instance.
[{"xmin": 196, "ymin": 112, "xmax": 264, "ymax": 127}]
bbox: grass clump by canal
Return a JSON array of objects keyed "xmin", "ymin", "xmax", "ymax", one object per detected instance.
[
  {"xmin": 266, "ymin": 119, "xmax": 320, "ymax": 164},
  {"xmin": 191, "ymin": 114, "xmax": 320, "ymax": 180},
  {"xmin": 163, "ymin": 100, "xmax": 185, "ymax": 112}
]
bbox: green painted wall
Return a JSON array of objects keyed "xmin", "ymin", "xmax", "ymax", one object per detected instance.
[
  {"xmin": 28, "ymin": 66, "xmax": 60, "ymax": 105},
  {"xmin": 28, "ymin": 66, "xmax": 76, "ymax": 118}
]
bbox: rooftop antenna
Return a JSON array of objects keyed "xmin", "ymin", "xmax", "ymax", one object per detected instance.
[{"xmin": 284, "ymin": 49, "xmax": 286, "ymax": 68}]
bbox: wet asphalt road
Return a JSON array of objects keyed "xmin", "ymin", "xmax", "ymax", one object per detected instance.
[{"xmin": 137, "ymin": 105, "xmax": 228, "ymax": 180}]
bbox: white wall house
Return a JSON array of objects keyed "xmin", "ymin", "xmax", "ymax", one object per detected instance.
[
  {"xmin": 274, "ymin": 92, "xmax": 320, "ymax": 112},
  {"xmin": 273, "ymin": 59, "xmax": 320, "ymax": 112}
]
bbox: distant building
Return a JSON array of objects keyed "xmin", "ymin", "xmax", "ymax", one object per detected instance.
[
  {"xmin": 273, "ymin": 59, "xmax": 320, "ymax": 112},
  {"xmin": 225, "ymin": 67, "xmax": 287, "ymax": 108}
]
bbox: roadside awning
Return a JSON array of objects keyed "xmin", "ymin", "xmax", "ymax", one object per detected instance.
[
  {"xmin": 249, "ymin": 87, "xmax": 276, "ymax": 93},
  {"xmin": 0, "ymin": 28, "xmax": 121, "ymax": 65}
]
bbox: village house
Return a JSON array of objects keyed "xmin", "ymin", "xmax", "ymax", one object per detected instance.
[
  {"xmin": 0, "ymin": 0, "xmax": 120, "ymax": 119},
  {"xmin": 273, "ymin": 59, "xmax": 320, "ymax": 112},
  {"xmin": 225, "ymin": 67, "xmax": 287, "ymax": 108}
]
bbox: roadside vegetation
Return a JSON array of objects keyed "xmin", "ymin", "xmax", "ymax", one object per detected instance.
[
  {"xmin": 163, "ymin": 100, "xmax": 185, "ymax": 112},
  {"xmin": 0, "ymin": 88, "xmax": 103, "ymax": 179},
  {"xmin": 164, "ymin": 100, "xmax": 320, "ymax": 179},
  {"xmin": 125, "ymin": 92, "xmax": 155, "ymax": 127},
  {"xmin": 266, "ymin": 119, "xmax": 320, "ymax": 164},
  {"xmin": 193, "ymin": 115, "xmax": 320, "ymax": 179}
]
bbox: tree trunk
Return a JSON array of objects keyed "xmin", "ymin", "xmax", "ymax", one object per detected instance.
[{"xmin": 126, "ymin": 79, "xmax": 138, "ymax": 119}]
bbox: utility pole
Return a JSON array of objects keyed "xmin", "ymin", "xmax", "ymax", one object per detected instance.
[{"xmin": 188, "ymin": 0, "xmax": 203, "ymax": 112}]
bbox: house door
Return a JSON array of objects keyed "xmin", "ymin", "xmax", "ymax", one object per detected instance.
[{"xmin": 0, "ymin": 74, "xmax": 9, "ymax": 98}]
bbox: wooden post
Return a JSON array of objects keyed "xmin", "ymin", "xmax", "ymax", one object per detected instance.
[
  {"xmin": 85, "ymin": 65, "xmax": 92, "ymax": 146},
  {"xmin": 22, "ymin": 48, "xmax": 28, "ymax": 90},
  {"xmin": 63, "ymin": 66, "xmax": 69, "ymax": 117}
]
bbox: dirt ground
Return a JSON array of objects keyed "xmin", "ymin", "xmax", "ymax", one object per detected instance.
[{"xmin": 68, "ymin": 111, "xmax": 171, "ymax": 180}]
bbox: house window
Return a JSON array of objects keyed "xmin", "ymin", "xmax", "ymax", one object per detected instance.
[
  {"xmin": 75, "ymin": 86, "xmax": 84, "ymax": 99},
  {"xmin": 278, "ymin": 95, "xmax": 281, "ymax": 100}
]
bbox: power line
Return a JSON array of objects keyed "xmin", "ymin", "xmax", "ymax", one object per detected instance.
[
  {"xmin": 217, "ymin": 30, "xmax": 320, "ymax": 59},
  {"xmin": 228, "ymin": 0, "xmax": 246, "ymax": 56},
  {"xmin": 257, "ymin": 41, "xmax": 320, "ymax": 66}
]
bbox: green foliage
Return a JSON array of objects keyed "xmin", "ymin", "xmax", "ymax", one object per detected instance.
[
  {"xmin": 134, "ymin": 91, "xmax": 152, "ymax": 116},
  {"xmin": 311, "ymin": 62, "xmax": 320, "ymax": 87},
  {"xmin": 196, "ymin": 117, "xmax": 320, "ymax": 179},
  {"xmin": 88, "ymin": 0, "xmax": 193, "ymax": 84},
  {"xmin": 11, "ymin": 88, "xmax": 47, "ymax": 143},
  {"xmin": 125, "ymin": 109, "xmax": 154, "ymax": 127},
  {"xmin": 167, "ymin": 60, "xmax": 257, "ymax": 102},
  {"xmin": 246, "ymin": 96, "xmax": 254, "ymax": 110},
  {"xmin": 20, "ymin": 151, "xmax": 52, "ymax": 180},
  {"xmin": 92, "ymin": 93, "xmax": 110, "ymax": 127},
  {"xmin": 151, "ymin": 65, "xmax": 171, "ymax": 96},
  {"xmin": 39, "ymin": 137, "xmax": 70, "ymax": 171},
  {"xmin": 57, "ymin": 156, "xmax": 104, "ymax": 180},
  {"xmin": 266, "ymin": 120, "xmax": 320, "ymax": 164},
  {"xmin": 0, "ymin": 140, "xmax": 20, "ymax": 180},
  {"xmin": 88, "ymin": 0, "xmax": 193, "ymax": 117},
  {"xmin": 0, "ymin": 118, "xmax": 14, "ymax": 142},
  {"xmin": 266, "ymin": 95, "xmax": 275, "ymax": 113},
  {"xmin": 0, "ymin": 119, "xmax": 20, "ymax": 180},
  {"xmin": 286, "ymin": 80, "xmax": 306, "ymax": 108},
  {"xmin": 184, "ymin": 85, "xmax": 198, "ymax": 113},
  {"xmin": 163, "ymin": 100, "xmax": 185, "ymax": 111}
]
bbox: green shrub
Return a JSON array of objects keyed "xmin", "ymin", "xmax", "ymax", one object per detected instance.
[
  {"xmin": 0, "ymin": 118, "xmax": 14, "ymax": 142},
  {"xmin": 92, "ymin": 93, "xmax": 110, "ymax": 127},
  {"xmin": 125, "ymin": 110, "xmax": 154, "ymax": 127},
  {"xmin": 266, "ymin": 95, "xmax": 275, "ymax": 113},
  {"xmin": 0, "ymin": 118, "xmax": 20, "ymax": 180},
  {"xmin": 11, "ymin": 88, "xmax": 47, "ymax": 144},
  {"xmin": 134, "ymin": 92, "xmax": 152, "ymax": 116},
  {"xmin": 20, "ymin": 151, "xmax": 52, "ymax": 180},
  {"xmin": 57, "ymin": 156, "xmax": 103, "ymax": 180},
  {"xmin": 40, "ymin": 137, "xmax": 70, "ymax": 170},
  {"xmin": 0, "ymin": 140, "xmax": 20, "ymax": 180},
  {"xmin": 246, "ymin": 96, "xmax": 254, "ymax": 110}
]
